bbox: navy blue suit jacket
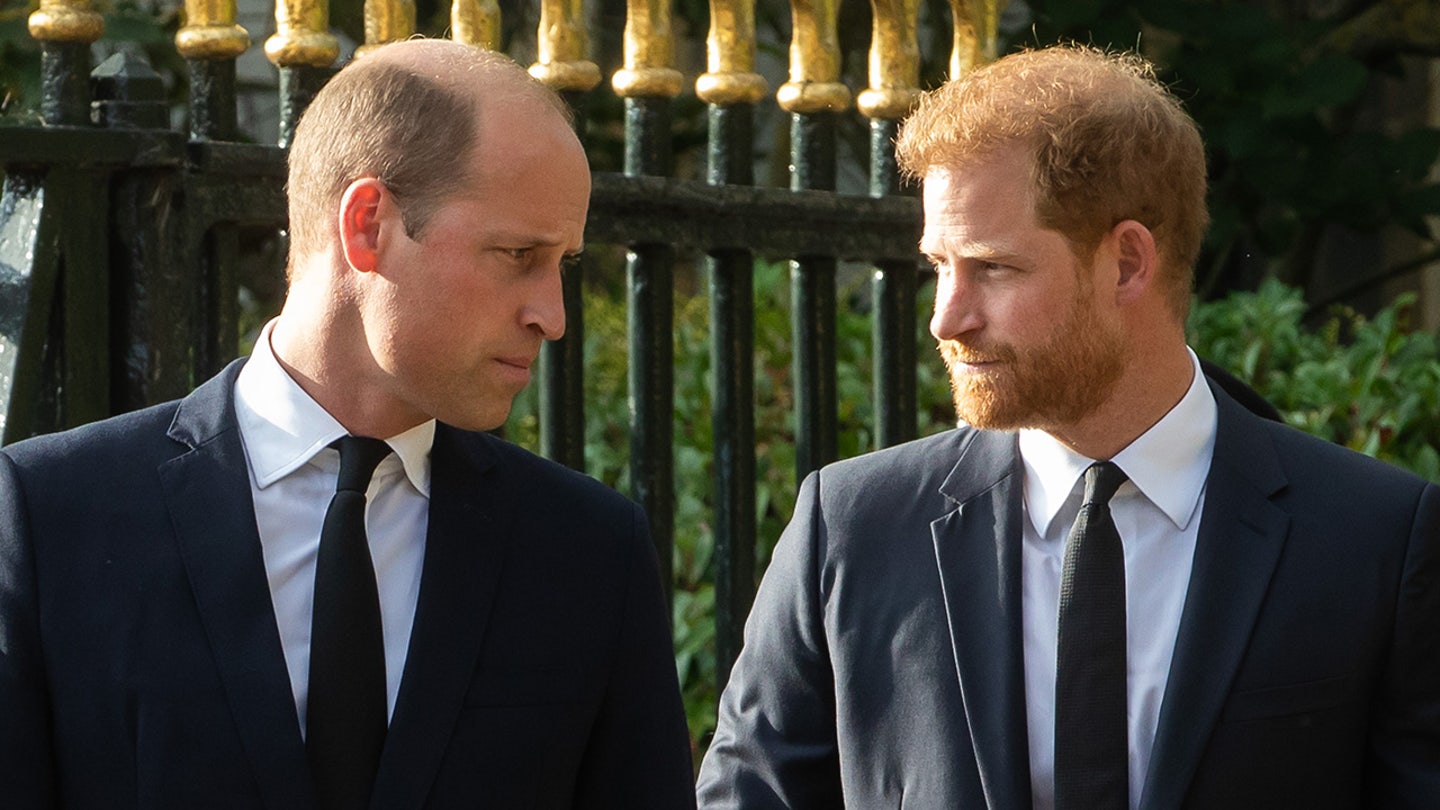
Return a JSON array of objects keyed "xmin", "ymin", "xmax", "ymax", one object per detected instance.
[
  {"xmin": 0, "ymin": 361, "xmax": 696, "ymax": 809},
  {"xmin": 698, "ymin": 384, "xmax": 1440, "ymax": 808}
]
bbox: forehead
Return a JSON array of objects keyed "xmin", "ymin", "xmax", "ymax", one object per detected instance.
[
  {"xmin": 469, "ymin": 97, "xmax": 580, "ymax": 174},
  {"xmin": 919, "ymin": 149, "xmax": 1039, "ymax": 252},
  {"xmin": 439, "ymin": 110, "xmax": 590, "ymax": 243}
]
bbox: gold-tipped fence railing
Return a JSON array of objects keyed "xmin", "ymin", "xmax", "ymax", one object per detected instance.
[{"xmin": 8, "ymin": 0, "xmax": 1008, "ymax": 719}]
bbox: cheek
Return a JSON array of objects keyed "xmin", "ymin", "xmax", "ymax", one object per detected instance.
[
  {"xmin": 409, "ymin": 276, "xmax": 485, "ymax": 331},
  {"xmin": 435, "ymin": 266, "xmax": 508, "ymax": 318},
  {"xmin": 1013, "ymin": 284, "xmax": 1080, "ymax": 338},
  {"xmin": 359, "ymin": 287, "xmax": 408, "ymax": 368},
  {"xmin": 376, "ymin": 293, "xmax": 469, "ymax": 375}
]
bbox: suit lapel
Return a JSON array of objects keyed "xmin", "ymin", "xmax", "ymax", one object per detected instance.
[
  {"xmin": 158, "ymin": 361, "xmax": 314, "ymax": 810},
  {"xmin": 932, "ymin": 429, "xmax": 1033, "ymax": 810},
  {"xmin": 371, "ymin": 425, "xmax": 508, "ymax": 810},
  {"xmin": 1138, "ymin": 389, "xmax": 1290, "ymax": 810}
]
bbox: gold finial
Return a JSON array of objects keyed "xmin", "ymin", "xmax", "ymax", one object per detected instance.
[
  {"xmin": 354, "ymin": 0, "xmax": 416, "ymax": 58},
  {"xmin": 452, "ymin": 0, "xmax": 501, "ymax": 52},
  {"xmin": 695, "ymin": 0, "xmax": 767, "ymax": 105},
  {"xmin": 611, "ymin": 0, "xmax": 684, "ymax": 98},
  {"xmin": 175, "ymin": 0, "xmax": 251, "ymax": 60},
  {"xmin": 265, "ymin": 0, "xmax": 340, "ymax": 68},
  {"xmin": 948, "ymin": 0, "xmax": 1007, "ymax": 79},
  {"xmin": 856, "ymin": 0, "xmax": 920, "ymax": 119},
  {"xmin": 28, "ymin": 0, "xmax": 104, "ymax": 43},
  {"xmin": 776, "ymin": 0, "xmax": 851, "ymax": 114},
  {"xmin": 529, "ymin": 0, "xmax": 601, "ymax": 92}
]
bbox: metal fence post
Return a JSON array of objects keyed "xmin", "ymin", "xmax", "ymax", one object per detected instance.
[
  {"xmin": 177, "ymin": 0, "xmax": 250, "ymax": 380},
  {"xmin": 0, "ymin": 0, "xmax": 108, "ymax": 441},
  {"xmin": 779, "ymin": 0, "xmax": 850, "ymax": 483},
  {"xmin": 613, "ymin": 0, "xmax": 685, "ymax": 608},
  {"xmin": 531, "ymin": 0, "xmax": 603, "ymax": 472},
  {"xmin": 861, "ymin": 0, "xmax": 922, "ymax": 450},
  {"xmin": 697, "ymin": 0, "xmax": 767, "ymax": 699},
  {"xmin": 94, "ymin": 53, "xmax": 193, "ymax": 412},
  {"xmin": 266, "ymin": 0, "xmax": 339, "ymax": 147}
]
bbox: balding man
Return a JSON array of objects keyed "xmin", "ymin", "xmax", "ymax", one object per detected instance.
[{"xmin": 0, "ymin": 39, "xmax": 695, "ymax": 809}]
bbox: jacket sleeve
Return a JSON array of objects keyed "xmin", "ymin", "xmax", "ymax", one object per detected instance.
[
  {"xmin": 573, "ymin": 500, "xmax": 697, "ymax": 810},
  {"xmin": 696, "ymin": 471, "xmax": 843, "ymax": 809},
  {"xmin": 1365, "ymin": 481, "xmax": 1440, "ymax": 806},
  {"xmin": 0, "ymin": 451, "xmax": 59, "ymax": 807}
]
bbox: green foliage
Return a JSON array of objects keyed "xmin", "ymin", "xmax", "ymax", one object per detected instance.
[
  {"xmin": 0, "ymin": 1, "xmax": 42, "ymax": 117},
  {"xmin": 1189, "ymin": 277, "xmax": 1440, "ymax": 482},
  {"xmin": 1029, "ymin": 0, "xmax": 1440, "ymax": 297},
  {"xmin": 1, "ymin": 0, "xmax": 186, "ymax": 120},
  {"xmin": 506, "ymin": 261, "xmax": 955, "ymax": 754}
]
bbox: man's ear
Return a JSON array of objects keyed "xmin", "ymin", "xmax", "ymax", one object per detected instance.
[
  {"xmin": 337, "ymin": 178, "xmax": 391, "ymax": 273},
  {"xmin": 1110, "ymin": 219, "xmax": 1159, "ymax": 305}
]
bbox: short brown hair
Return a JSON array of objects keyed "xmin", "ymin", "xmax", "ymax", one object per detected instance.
[
  {"xmin": 896, "ymin": 45, "xmax": 1208, "ymax": 316},
  {"xmin": 285, "ymin": 42, "xmax": 572, "ymax": 265}
]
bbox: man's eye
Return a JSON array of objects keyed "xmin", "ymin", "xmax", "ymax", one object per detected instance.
[
  {"xmin": 560, "ymin": 253, "xmax": 584, "ymax": 273},
  {"xmin": 502, "ymin": 248, "xmax": 532, "ymax": 261}
]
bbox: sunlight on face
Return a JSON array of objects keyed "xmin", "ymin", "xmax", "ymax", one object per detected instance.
[
  {"xmin": 938, "ymin": 271, "xmax": 1126, "ymax": 430},
  {"xmin": 922, "ymin": 150, "xmax": 1127, "ymax": 432}
]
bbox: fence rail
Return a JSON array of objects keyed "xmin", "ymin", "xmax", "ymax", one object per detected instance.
[{"xmin": 1, "ymin": 0, "xmax": 1005, "ymax": 700}]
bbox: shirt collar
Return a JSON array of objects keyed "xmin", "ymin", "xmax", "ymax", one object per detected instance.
[
  {"xmin": 1018, "ymin": 349, "xmax": 1217, "ymax": 537},
  {"xmin": 234, "ymin": 319, "xmax": 435, "ymax": 496}
]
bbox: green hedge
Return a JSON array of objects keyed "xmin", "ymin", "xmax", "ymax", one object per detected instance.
[
  {"xmin": 505, "ymin": 265, "xmax": 1440, "ymax": 754},
  {"xmin": 505, "ymin": 262, "xmax": 956, "ymax": 751},
  {"xmin": 1189, "ymin": 278, "xmax": 1440, "ymax": 481}
]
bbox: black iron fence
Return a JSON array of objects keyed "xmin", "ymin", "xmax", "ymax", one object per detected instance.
[{"xmin": 0, "ymin": 0, "xmax": 1004, "ymax": 696}]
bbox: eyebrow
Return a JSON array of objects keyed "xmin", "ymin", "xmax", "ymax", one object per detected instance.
[
  {"xmin": 489, "ymin": 229, "xmax": 580, "ymax": 250},
  {"xmin": 918, "ymin": 238, "xmax": 1022, "ymax": 264}
]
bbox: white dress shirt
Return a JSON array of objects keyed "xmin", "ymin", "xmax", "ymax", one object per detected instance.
[
  {"xmin": 234, "ymin": 320, "xmax": 433, "ymax": 735},
  {"xmin": 1020, "ymin": 349, "xmax": 1218, "ymax": 810}
]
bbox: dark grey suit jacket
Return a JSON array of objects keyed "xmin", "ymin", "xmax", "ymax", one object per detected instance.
[
  {"xmin": 0, "ymin": 361, "xmax": 696, "ymax": 809},
  {"xmin": 697, "ymin": 384, "xmax": 1440, "ymax": 808}
]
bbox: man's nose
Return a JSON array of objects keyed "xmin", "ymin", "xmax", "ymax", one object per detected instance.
[
  {"xmin": 929, "ymin": 273, "xmax": 982, "ymax": 341},
  {"xmin": 525, "ymin": 266, "xmax": 567, "ymax": 340}
]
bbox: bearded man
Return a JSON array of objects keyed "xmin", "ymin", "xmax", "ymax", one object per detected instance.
[{"xmin": 696, "ymin": 45, "xmax": 1440, "ymax": 810}]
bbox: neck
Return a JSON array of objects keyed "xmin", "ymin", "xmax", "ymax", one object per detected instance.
[
  {"xmin": 1045, "ymin": 338, "xmax": 1194, "ymax": 461},
  {"xmin": 269, "ymin": 258, "xmax": 424, "ymax": 439}
]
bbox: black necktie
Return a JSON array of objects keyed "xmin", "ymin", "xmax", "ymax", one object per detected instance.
[
  {"xmin": 1054, "ymin": 461, "xmax": 1130, "ymax": 810},
  {"xmin": 308, "ymin": 436, "xmax": 392, "ymax": 810}
]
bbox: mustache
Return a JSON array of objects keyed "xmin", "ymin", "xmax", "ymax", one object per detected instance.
[{"xmin": 938, "ymin": 340, "xmax": 1016, "ymax": 365}]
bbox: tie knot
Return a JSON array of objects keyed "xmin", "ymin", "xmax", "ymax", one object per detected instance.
[
  {"xmin": 331, "ymin": 436, "xmax": 392, "ymax": 494},
  {"xmin": 1082, "ymin": 461, "xmax": 1128, "ymax": 507}
]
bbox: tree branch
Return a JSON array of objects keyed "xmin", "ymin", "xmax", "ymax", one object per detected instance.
[
  {"xmin": 1323, "ymin": 0, "xmax": 1440, "ymax": 60},
  {"xmin": 1308, "ymin": 243, "xmax": 1440, "ymax": 313}
]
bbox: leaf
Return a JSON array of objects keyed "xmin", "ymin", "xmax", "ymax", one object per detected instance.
[
  {"xmin": 1286, "ymin": 55, "xmax": 1369, "ymax": 111},
  {"xmin": 1387, "ymin": 129, "xmax": 1440, "ymax": 179},
  {"xmin": 1193, "ymin": 280, "xmax": 1440, "ymax": 483}
]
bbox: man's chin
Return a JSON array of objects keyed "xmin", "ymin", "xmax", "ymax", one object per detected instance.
[
  {"xmin": 953, "ymin": 391, "xmax": 1110, "ymax": 433},
  {"xmin": 950, "ymin": 381, "xmax": 1066, "ymax": 432},
  {"xmin": 953, "ymin": 404, "xmax": 1032, "ymax": 432},
  {"xmin": 443, "ymin": 402, "xmax": 514, "ymax": 433},
  {"xmin": 951, "ymin": 376, "xmax": 1022, "ymax": 431}
]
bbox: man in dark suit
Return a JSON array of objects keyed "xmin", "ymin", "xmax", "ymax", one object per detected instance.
[
  {"xmin": 697, "ymin": 45, "xmax": 1440, "ymax": 809},
  {"xmin": 0, "ymin": 39, "xmax": 695, "ymax": 809}
]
